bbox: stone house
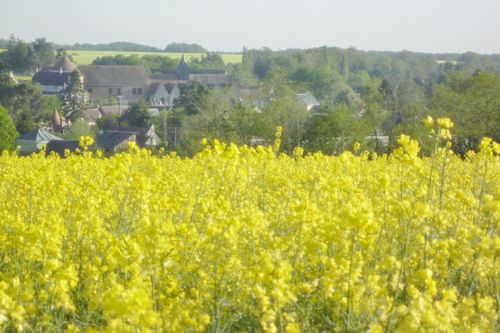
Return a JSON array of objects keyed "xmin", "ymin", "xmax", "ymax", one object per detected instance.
[{"xmin": 79, "ymin": 65, "xmax": 147, "ymax": 104}]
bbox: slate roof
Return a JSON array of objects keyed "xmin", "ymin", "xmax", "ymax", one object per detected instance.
[
  {"xmin": 18, "ymin": 129, "xmax": 63, "ymax": 142},
  {"xmin": 189, "ymin": 69, "xmax": 226, "ymax": 75},
  {"xmin": 82, "ymin": 108, "xmax": 102, "ymax": 123},
  {"xmin": 149, "ymin": 73, "xmax": 178, "ymax": 81},
  {"xmin": 46, "ymin": 140, "xmax": 81, "ymax": 157},
  {"xmin": 32, "ymin": 71, "xmax": 72, "ymax": 86},
  {"xmin": 147, "ymin": 82, "xmax": 180, "ymax": 96},
  {"xmin": 99, "ymin": 126, "xmax": 160, "ymax": 147},
  {"xmin": 79, "ymin": 65, "xmax": 147, "ymax": 85},
  {"xmin": 96, "ymin": 132, "xmax": 136, "ymax": 150},
  {"xmin": 189, "ymin": 74, "xmax": 232, "ymax": 86},
  {"xmin": 83, "ymin": 105, "xmax": 128, "ymax": 122},
  {"xmin": 295, "ymin": 93, "xmax": 319, "ymax": 106}
]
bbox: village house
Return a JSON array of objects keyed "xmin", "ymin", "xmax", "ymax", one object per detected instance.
[
  {"xmin": 79, "ymin": 65, "xmax": 147, "ymax": 104},
  {"xmin": 16, "ymin": 129, "xmax": 63, "ymax": 154},
  {"xmin": 82, "ymin": 105, "xmax": 129, "ymax": 126},
  {"xmin": 32, "ymin": 56, "xmax": 77, "ymax": 94},
  {"xmin": 147, "ymin": 82, "xmax": 184, "ymax": 109},
  {"xmin": 96, "ymin": 125, "xmax": 161, "ymax": 153},
  {"xmin": 96, "ymin": 131, "xmax": 136, "ymax": 153}
]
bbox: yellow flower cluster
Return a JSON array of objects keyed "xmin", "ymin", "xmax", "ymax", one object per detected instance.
[{"xmin": 0, "ymin": 135, "xmax": 498, "ymax": 332}]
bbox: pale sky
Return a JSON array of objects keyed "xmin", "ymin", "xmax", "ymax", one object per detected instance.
[{"xmin": 1, "ymin": 0, "xmax": 499, "ymax": 54}]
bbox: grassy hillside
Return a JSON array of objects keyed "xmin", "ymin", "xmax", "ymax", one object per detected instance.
[{"xmin": 67, "ymin": 50, "xmax": 242, "ymax": 65}]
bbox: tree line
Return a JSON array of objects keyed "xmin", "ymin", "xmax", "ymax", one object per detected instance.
[
  {"xmin": 91, "ymin": 52, "xmax": 225, "ymax": 72},
  {"xmin": 0, "ymin": 36, "xmax": 57, "ymax": 72}
]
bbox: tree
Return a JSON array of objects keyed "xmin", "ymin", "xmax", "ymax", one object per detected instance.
[
  {"xmin": 61, "ymin": 70, "xmax": 88, "ymax": 121},
  {"xmin": 164, "ymin": 43, "xmax": 207, "ymax": 53},
  {"xmin": 232, "ymin": 47, "xmax": 257, "ymax": 85},
  {"xmin": 304, "ymin": 103, "xmax": 365, "ymax": 154},
  {"xmin": 123, "ymin": 100, "xmax": 151, "ymax": 127},
  {"xmin": 253, "ymin": 51, "xmax": 274, "ymax": 80},
  {"xmin": 63, "ymin": 118, "xmax": 94, "ymax": 140},
  {"xmin": 0, "ymin": 63, "xmax": 54, "ymax": 124},
  {"xmin": 92, "ymin": 54, "xmax": 142, "ymax": 66},
  {"xmin": 0, "ymin": 105, "xmax": 18, "ymax": 151},
  {"xmin": 96, "ymin": 113, "xmax": 119, "ymax": 131},
  {"xmin": 15, "ymin": 110, "xmax": 35, "ymax": 135},
  {"xmin": 92, "ymin": 54, "xmax": 178, "ymax": 72},
  {"xmin": 200, "ymin": 52, "xmax": 225, "ymax": 69},
  {"xmin": 179, "ymin": 89, "xmax": 233, "ymax": 153},
  {"xmin": 431, "ymin": 70, "xmax": 500, "ymax": 152},
  {"xmin": 261, "ymin": 70, "xmax": 310, "ymax": 151},
  {"xmin": 71, "ymin": 41, "xmax": 160, "ymax": 52},
  {"xmin": 173, "ymin": 82, "xmax": 210, "ymax": 115},
  {"xmin": 228, "ymin": 102, "xmax": 267, "ymax": 145},
  {"xmin": 289, "ymin": 66, "xmax": 335, "ymax": 100},
  {"xmin": 189, "ymin": 89, "xmax": 231, "ymax": 138},
  {"xmin": 32, "ymin": 38, "xmax": 55, "ymax": 69},
  {"xmin": 2, "ymin": 35, "xmax": 33, "ymax": 71}
]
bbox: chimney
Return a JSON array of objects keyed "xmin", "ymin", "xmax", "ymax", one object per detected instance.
[{"xmin": 59, "ymin": 67, "xmax": 63, "ymax": 74}]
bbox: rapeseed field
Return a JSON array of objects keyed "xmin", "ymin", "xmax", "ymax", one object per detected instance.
[{"xmin": 0, "ymin": 119, "xmax": 498, "ymax": 332}]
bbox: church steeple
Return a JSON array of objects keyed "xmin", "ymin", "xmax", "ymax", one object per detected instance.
[{"xmin": 177, "ymin": 54, "xmax": 190, "ymax": 80}]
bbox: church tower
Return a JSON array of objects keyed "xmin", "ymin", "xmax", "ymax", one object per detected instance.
[{"xmin": 177, "ymin": 54, "xmax": 190, "ymax": 81}]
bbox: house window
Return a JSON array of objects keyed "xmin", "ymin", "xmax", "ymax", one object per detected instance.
[
  {"xmin": 132, "ymin": 88, "xmax": 137, "ymax": 95},
  {"xmin": 117, "ymin": 87, "xmax": 121, "ymax": 95},
  {"xmin": 87, "ymin": 88, "xmax": 93, "ymax": 93},
  {"xmin": 109, "ymin": 88, "xmax": 113, "ymax": 95},
  {"xmin": 137, "ymin": 88, "xmax": 142, "ymax": 95}
]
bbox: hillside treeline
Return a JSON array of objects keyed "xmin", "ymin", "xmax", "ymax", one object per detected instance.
[
  {"xmin": 152, "ymin": 46, "xmax": 499, "ymax": 155},
  {"xmin": 202, "ymin": 46, "xmax": 499, "ymax": 155}
]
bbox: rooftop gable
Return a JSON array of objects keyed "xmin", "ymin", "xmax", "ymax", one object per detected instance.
[{"xmin": 32, "ymin": 71, "xmax": 72, "ymax": 86}]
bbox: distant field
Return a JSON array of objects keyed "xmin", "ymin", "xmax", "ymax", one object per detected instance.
[
  {"xmin": 436, "ymin": 60, "xmax": 459, "ymax": 65},
  {"xmin": 67, "ymin": 50, "xmax": 242, "ymax": 65},
  {"xmin": 15, "ymin": 75, "xmax": 32, "ymax": 82}
]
